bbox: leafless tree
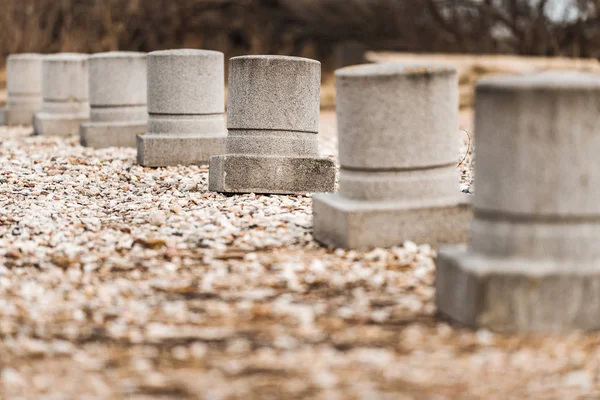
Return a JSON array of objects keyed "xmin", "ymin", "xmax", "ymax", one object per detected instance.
[{"xmin": 0, "ymin": 0, "xmax": 598, "ymax": 69}]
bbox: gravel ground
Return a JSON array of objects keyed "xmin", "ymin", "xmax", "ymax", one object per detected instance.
[{"xmin": 0, "ymin": 112, "xmax": 597, "ymax": 399}]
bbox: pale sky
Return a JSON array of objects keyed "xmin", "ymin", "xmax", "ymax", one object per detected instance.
[{"xmin": 543, "ymin": 0, "xmax": 581, "ymax": 22}]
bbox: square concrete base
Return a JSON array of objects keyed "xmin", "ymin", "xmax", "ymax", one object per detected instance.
[
  {"xmin": 34, "ymin": 112, "xmax": 89, "ymax": 137},
  {"xmin": 80, "ymin": 121, "xmax": 146, "ymax": 148},
  {"xmin": 1, "ymin": 107, "xmax": 36, "ymax": 126},
  {"xmin": 137, "ymin": 133, "xmax": 226, "ymax": 167},
  {"xmin": 312, "ymin": 194, "xmax": 472, "ymax": 249},
  {"xmin": 209, "ymin": 154, "xmax": 336, "ymax": 194},
  {"xmin": 436, "ymin": 246, "xmax": 600, "ymax": 332}
]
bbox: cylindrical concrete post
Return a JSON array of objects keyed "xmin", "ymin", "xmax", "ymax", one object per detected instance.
[
  {"xmin": 137, "ymin": 49, "xmax": 226, "ymax": 166},
  {"xmin": 1, "ymin": 54, "xmax": 44, "ymax": 126},
  {"xmin": 436, "ymin": 71, "xmax": 600, "ymax": 333},
  {"xmin": 34, "ymin": 53, "xmax": 90, "ymax": 136},
  {"xmin": 226, "ymin": 56, "xmax": 320, "ymax": 156},
  {"xmin": 336, "ymin": 64, "xmax": 462, "ymax": 203},
  {"xmin": 209, "ymin": 55, "xmax": 335, "ymax": 194},
  {"xmin": 313, "ymin": 63, "xmax": 471, "ymax": 249},
  {"xmin": 337, "ymin": 64, "xmax": 458, "ymax": 170},
  {"xmin": 80, "ymin": 52, "xmax": 147, "ymax": 148}
]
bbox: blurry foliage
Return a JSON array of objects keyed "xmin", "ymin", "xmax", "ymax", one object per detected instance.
[
  {"xmin": 0, "ymin": 0, "xmax": 599, "ymax": 69},
  {"xmin": 283, "ymin": 0, "xmax": 600, "ymax": 57}
]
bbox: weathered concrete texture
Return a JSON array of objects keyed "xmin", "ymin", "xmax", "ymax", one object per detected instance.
[
  {"xmin": 209, "ymin": 155, "xmax": 336, "ymax": 194},
  {"xmin": 436, "ymin": 247, "xmax": 600, "ymax": 333},
  {"xmin": 35, "ymin": 53, "xmax": 90, "ymax": 137},
  {"xmin": 474, "ymin": 71, "xmax": 600, "ymax": 217},
  {"xmin": 336, "ymin": 64, "xmax": 459, "ymax": 169},
  {"xmin": 436, "ymin": 71, "xmax": 600, "ymax": 332},
  {"xmin": 469, "ymin": 214, "xmax": 600, "ymax": 260},
  {"xmin": 1, "ymin": 54, "xmax": 44, "ymax": 126},
  {"xmin": 138, "ymin": 114, "xmax": 226, "ymax": 166},
  {"xmin": 34, "ymin": 113, "xmax": 89, "ymax": 137},
  {"xmin": 313, "ymin": 194, "xmax": 471, "ymax": 249},
  {"xmin": 210, "ymin": 55, "xmax": 334, "ymax": 194},
  {"xmin": 81, "ymin": 122, "xmax": 146, "ymax": 148},
  {"xmin": 225, "ymin": 131, "xmax": 319, "ymax": 157},
  {"xmin": 1, "ymin": 108, "xmax": 38, "ymax": 127},
  {"xmin": 137, "ymin": 134, "xmax": 225, "ymax": 167},
  {"xmin": 146, "ymin": 114, "xmax": 224, "ymax": 135},
  {"xmin": 81, "ymin": 52, "xmax": 147, "ymax": 148},
  {"xmin": 147, "ymin": 49, "xmax": 224, "ymax": 115},
  {"xmin": 137, "ymin": 49, "xmax": 226, "ymax": 166},
  {"xmin": 337, "ymin": 166, "xmax": 462, "ymax": 201},
  {"xmin": 88, "ymin": 52, "xmax": 147, "ymax": 107},
  {"xmin": 227, "ymin": 55, "xmax": 320, "ymax": 132},
  {"xmin": 313, "ymin": 63, "xmax": 468, "ymax": 248}
]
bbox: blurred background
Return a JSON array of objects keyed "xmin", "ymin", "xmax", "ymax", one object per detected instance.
[
  {"xmin": 1, "ymin": 0, "xmax": 599, "ymax": 69},
  {"xmin": 1, "ymin": 0, "xmax": 599, "ymax": 114}
]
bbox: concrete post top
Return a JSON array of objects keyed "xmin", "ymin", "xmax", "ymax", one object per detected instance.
[
  {"xmin": 336, "ymin": 63, "xmax": 456, "ymax": 78},
  {"xmin": 477, "ymin": 70, "xmax": 600, "ymax": 91},
  {"xmin": 90, "ymin": 51, "xmax": 146, "ymax": 60},
  {"xmin": 230, "ymin": 55, "xmax": 320, "ymax": 66},
  {"xmin": 8, "ymin": 53, "xmax": 45, "ymax": 61},
  {"xmin": 149, "ymin": 49, "xmax": 223, "ymax": 59},
  {"xmin": 44, "ymin": 53, "xmax": 88, "ymax": 62}
]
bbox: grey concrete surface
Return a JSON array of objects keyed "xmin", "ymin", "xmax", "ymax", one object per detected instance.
[
  {"xmin": 209, "ymin": 154, "xmax": 336, "ymax": 194},
  {"xmin": 436, "ymin": 71, "xmax": 600, "ymax": 332},
  {"xmin": 210, "ymin": 55, "xmax": 334, "ymax": 194},
  {"xmin": 313, "ymin": 194, "xmax": 471, "ymax": 249},
  {"xmin": 81, "ymin": 52, "xmax": 147, "ymax": 148},
  {"xmin": 227, "ymin": 55, "xmax": 321, "ymax": 133},
  {"xmin": 1, "ymin": 54, "xmax": 44, "ymax": 126},
  {"xmin": 336, "ymin": 64, "xmax": 459, "ymax": 169},
  {"xmin": 35, "ymin": 53, "xmax": 90, "ymax": 136},
  {"xmin": 313, "ymin": 63, "xmax": 469, "ymax": 249},
  {"xmin": 138, "ymin": 49, "xmax": 226, "ymax": 166},
  {"xmin": 147, "ymin": 49, "xmax": 224, "ymax": 115}
]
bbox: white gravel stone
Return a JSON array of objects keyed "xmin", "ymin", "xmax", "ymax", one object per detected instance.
[{"xmin": 1, "ymin": 115, "xmax": 589, "ymax": 399}]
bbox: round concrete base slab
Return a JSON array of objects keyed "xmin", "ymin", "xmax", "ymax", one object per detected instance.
[
  {"xmin": 313, "ymin": 193, "xmax": 472, "ymax": 249},
  {"xmin": 136, "ymin": 133, "xmax": 226, "ymax": 167},
  {"xmin": 436, "ymin": 246, "xmax": 600, "ymax": 333},
  {"xmin": 209, "ymin": 154, "xmax": 336, "ymax": 195},
  {"xmin": 80, "ymin": 121, "xmax": 147, "ymax": 148}
]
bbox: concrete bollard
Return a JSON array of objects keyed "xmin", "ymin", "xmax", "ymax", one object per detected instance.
[
  {"xmin": 80, "ymin": 52, "xmax": 147, "ymax": 148},
  {"xmin": 136, "ymin": 49, "xmax": 226, "ymax": 166},
  {"xmin": 1, "ymin": 54, "xmax": 44, "ymax": 126},
  {"xmin": 209, "ymin": 55, "xmax": 336, "ymax": 194},
  {"xmin": 313, "ymin": 63, "xmax": 471, "ymax": 249},
  {"xmin": 436, "ymin": 71, "xmax": 600, "ymax": 332},
  {"xmin": 33, "ymin": 53, "xmax": 90, "ymax": 136}
]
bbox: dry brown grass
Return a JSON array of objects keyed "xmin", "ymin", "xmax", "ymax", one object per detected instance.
[{"xmin": 368, "ymin": 52, "xmax": 600, "ymax": 110}]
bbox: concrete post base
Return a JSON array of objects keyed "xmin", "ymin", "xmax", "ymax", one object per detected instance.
[
  {"xmin": 137, "ymin": 133, "xmax": 226, "ymax": 167},
  {"xmin": 209, "ymin": 154, "xmax": 336, "ymax": 194},
  {"xmin": 313, "ymin": 194, "xmax": 472, "ymax": 249},
  {"xmin": 34, "ymin": 112, "xmax": 89, "ymax": 137},
  {"xmin": 436, "ymin": 246, "xmax": 600, "ymax": 332},
  {"xmin": 1, "ymin": 107, "xmax": 37, "ymax": 126},
  {"xmin": 80, "ymin": 121, "xmax": 146, "ymax": 148}
]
